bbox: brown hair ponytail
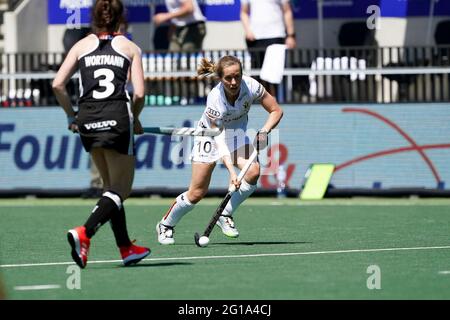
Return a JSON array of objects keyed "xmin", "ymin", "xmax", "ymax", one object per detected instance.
[{"xmin": 92, "ymin": 0, "xmax": 125, "ymax": 34}]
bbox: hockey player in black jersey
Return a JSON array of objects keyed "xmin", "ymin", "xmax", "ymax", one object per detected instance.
[{"xmin": 53, "ymin": 0, "xmax": 150, "ymax": 268}]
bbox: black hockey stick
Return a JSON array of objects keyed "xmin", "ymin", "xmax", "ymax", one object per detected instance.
[{"xmin": 194, "ymin": 148, "xmax": 259, "ymax": 247}]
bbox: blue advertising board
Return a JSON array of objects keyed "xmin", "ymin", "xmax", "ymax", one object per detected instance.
[
  {"xmin": 48, "ymin": 0, "xmax": 152, "ymax": 24},
  {"xmin": 48, "ymin": 0, "xmax": 450, "ymax": 25},
  {"xmin": 291, "ymin": 0, "xmax": 450, "ymax": 18},
  {"xmin": 1, "ymin": 104, "xmax": 449, "ymax": 191},
  {"xmin": 48, "ymin": 0, "xmax": 240, "ymax": 25}
]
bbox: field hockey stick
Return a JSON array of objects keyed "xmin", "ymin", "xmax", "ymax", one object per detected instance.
[
  {"xmin": 194, "ymin": 147, "xmax": 259, "ymax": 247},
  {"xmin": 143, "ymin": 126, "xmax": 222, "ymax": 137}
]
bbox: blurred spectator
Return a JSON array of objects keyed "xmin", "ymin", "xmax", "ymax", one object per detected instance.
[
  {"xmin": 152, "ymin": 0, "xmax": 206, "ymax": 51},
  {"xmin": 241, "ymin": 0, "xmax": 296, "ymax": 54},
  {"xmin": 153, "ymin": 24, "xmax": 172, "ymax": 50},
  {"xmin": 63, "ymin": 27, "xmax": 92, "ymax": 53},
  {"xmin": 240, "ymin": 0, "xmax": 296, "ymax": 95}
]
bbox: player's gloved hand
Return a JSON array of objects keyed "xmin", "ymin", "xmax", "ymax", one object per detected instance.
[
  {"xmin": 254, "ymin": 129, "xmax": 269, "ymax": 151},
  {"xmin": 67, "ymin": 116, "xmax": 79, "ymax": 133}
]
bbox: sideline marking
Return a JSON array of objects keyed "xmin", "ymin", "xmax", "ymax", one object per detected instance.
[
  {"xmin": 14, "ymin": 284, "xmax": 61, "ymax": 291},
  {"xmin": 2, "ymin": 245, "xmax": 450, "ymax": 268},
  {"xmin": 438, "ymin": 271, "xmax": 450, "ymax": 275}
]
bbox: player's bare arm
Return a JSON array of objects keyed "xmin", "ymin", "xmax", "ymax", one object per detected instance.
[
  {"xmin": 115, "ymin": 36, "xmax": 145, "ymax": 133},
  {"xmin": 52, "ymin": 37, "xmax": 93, "ymax": 132},
  {"xmin": 259, "ymin": 91, "xmax": 284, "ymax": 133},
  {"xmin": 153, "ymin": 0, "xmax": 194, "ymax": 26}
]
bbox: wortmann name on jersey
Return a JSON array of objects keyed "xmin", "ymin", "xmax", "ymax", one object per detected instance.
[{"xmin": 84, "ymin": 55, "xmax": 125, "ymax": 68}]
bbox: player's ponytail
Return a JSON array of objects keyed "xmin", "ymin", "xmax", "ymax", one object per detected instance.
[
  {"xmin": 197, "ymin": 55, "xmax": 243, "ymax": 79},
  {"xmin": 197, "ymin": 58, "xmax": 217, "ymax": 78},
  {"xmin": 92, "ymin": 0, "xmax": 124, "ymax": 34}
]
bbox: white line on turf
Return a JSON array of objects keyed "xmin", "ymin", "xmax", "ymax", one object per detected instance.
[
  {"xmin": 438, "ymin": 271, "xmax": 450, "ymax": 275},
  {"xmin": 13, "ymin": 285, "xmax": 61, "ymax": 291},
  {"xmin": 1, "ymin": 245, "xmax": 450, "ymax": 268}
]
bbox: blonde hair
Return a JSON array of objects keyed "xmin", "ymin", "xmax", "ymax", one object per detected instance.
[{"xmin": 197, "ymin": 55, "xmax": 242, "ymax": 79}]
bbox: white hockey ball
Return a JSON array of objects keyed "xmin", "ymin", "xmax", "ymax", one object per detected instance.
[{"xmin": 198, "ymin": 236, "xmax": 210, "ymax": 247}]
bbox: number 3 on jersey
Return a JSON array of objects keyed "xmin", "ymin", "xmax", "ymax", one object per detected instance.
[{"xmin": 93, "ymin": 68, "xmax": 115, "ymax": 99}]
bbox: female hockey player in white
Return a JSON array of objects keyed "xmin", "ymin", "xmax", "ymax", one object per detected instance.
[{"xmin": 156, "ymin": 55, "xmax": 283, "ymax": 244}]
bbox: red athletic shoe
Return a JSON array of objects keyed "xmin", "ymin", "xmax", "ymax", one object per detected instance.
[
  {"xmin": 120, "ymin": 241, "xmax": 151, "ymax": 266},
  {"xmin": 67, "ymin": 226, "xmax": 90, "ymax": 269}
]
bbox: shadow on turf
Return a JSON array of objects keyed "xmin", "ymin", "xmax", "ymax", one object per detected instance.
[
  {"xmin": 120, "ymin": 262, "xmax": 193, "ymax": 268},
  {"xmin": 168, "ymin": 240, "xmax": 312, "ymax": 246},
  {"xmin": 89, "ymin": 262, "xmax": 193, "ymax": 269},
  {"xmin": 211, "ymin": 241, "xmax": 312, "ymax": 246}
]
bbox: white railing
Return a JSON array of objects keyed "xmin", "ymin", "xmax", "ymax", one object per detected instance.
[{"xmin": 1, "ymin": 46, "xmax": 450, "ymax": 106}]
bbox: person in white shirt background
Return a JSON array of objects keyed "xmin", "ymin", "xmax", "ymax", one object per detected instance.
[
  {"xmin": 152, "ymin": 0, "xmax": 206, "ymax": 51},
  {"xmin": 240, "ymin": 0, "xmax": 297, "ymax": 95}
]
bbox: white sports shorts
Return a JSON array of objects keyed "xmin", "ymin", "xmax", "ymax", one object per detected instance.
[{"xmin": 191, "ymin": 131, "xmax": 251, "ymax": 163}]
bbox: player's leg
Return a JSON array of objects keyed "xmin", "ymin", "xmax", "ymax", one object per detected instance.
[
  {"xmin": 103, "ymin": 148, "xmax": 134, "ymax": 247},
  {"xmin": 104, "ymin": 149, "xmax": 150, "ymax": 265},
  {"xmin": 81, "ymin": 148, "xmax": 127, "ymax": 239},
  {"xmin": 229, "ymin": 143, "xmax": 260, "ymax": 211},
  {"xmin": 89, "ymin": 149, "xmax": 131, "ymax": 248},
  {"xmin": 216, "ymin": 144, "xmax": 259, "ymax": 238},
  {"xmin": 157, "ymin": 162, "xmax": 215, "ymax": 244},
  {"xmin": 67, "ymin": 147, "xmax": 115, "ymax": 268},
  {"xmin": 157, "ymin": 136, "xmax": 218, "ymax": 245},
  {"xmin": 90, "ymin": 147, "xmax": 110, "ymax": 192}
]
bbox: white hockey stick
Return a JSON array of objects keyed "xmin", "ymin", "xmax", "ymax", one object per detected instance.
[{"xmin": 143, "ymin": 126, "xmax": 221, "ymax": 137}]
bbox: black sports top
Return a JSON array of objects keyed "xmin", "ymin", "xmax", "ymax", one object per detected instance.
[{"xmin": 78, "ymin": 34, "xmax": 130, "ymax": 104}]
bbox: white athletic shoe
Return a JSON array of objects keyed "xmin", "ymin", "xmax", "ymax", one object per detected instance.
[
  {"xmin": 216, "ymin": 215, "xmax": 239, "ymax": 238},
  {"xmin": 156, "ymin": 222, "xmax": 175, "ymax": 245}
]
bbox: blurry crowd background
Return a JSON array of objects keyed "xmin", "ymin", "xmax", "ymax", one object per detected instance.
[{"xmin": 1, "ymin": 0, "xmax": 450, "ymax": 107}]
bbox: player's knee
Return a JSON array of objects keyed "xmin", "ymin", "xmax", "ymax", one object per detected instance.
[
  {"xmin": 246, "ymin": 163, "xmax": 260, "ymax": 184},
  {"xmin": 188, "ymin": 189, "xmax": 207, "ymax": 204},
  {"xmin": 112, "ymin": 186, "xmax": 131, "ymax": 201},
  {"xmin": 121, "ymin": 191, "xmax": 131, "ymax": 200}
]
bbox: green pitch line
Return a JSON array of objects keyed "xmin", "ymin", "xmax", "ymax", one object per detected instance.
[{"xmin": 1, "ymin": 199, "xmax": 450, "ymax": 299}]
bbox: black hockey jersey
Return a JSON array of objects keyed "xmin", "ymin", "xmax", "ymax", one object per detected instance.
[{"xmin": 78, "ymin": 35, "xmax": 130, "ymax": 104}]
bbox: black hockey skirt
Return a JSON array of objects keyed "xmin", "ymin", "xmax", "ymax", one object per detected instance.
[{"xmin": 77, "ymin": 100, "xmax": 135, "ymax": 155}]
